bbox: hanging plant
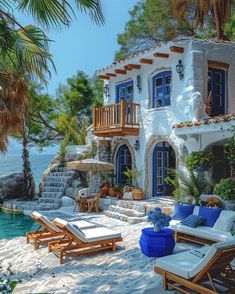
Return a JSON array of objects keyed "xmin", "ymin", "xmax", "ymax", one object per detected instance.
[{"xmin": 185, "ymin": 151, "xmax": 215, "ymax": 171}]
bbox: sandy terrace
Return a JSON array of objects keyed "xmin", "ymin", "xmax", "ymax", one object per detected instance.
[{"xmin": 0, "ymin": 212, "xmax": 199, "ymax": 294}]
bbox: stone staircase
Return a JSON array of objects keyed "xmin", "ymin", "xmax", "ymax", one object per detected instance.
[
  {"xmin": 104, "ymin": 199, "xmax": 147, "ymax": 224},
  {"xmin": 38, "ymin": 167, "xmax": 76, "ymax": 210},
  {"xmin": 104, "ymin": 197, "xmax": 175, "ymax": 224}
]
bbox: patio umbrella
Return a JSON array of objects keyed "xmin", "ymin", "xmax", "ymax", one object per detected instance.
[
  {"xmin": 67, "ymin": 158, "xmax": 114, "ymax": 191},
  {"xmin": 67, "ymin": 158, "xmax": 114, "ymax": 172}
]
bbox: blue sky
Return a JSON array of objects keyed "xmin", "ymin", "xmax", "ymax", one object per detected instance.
[
  {"xmin": 5, "ymin": 1, "xmax": 138, "ymax": 155},
  {"xmin": 18, "ymin": 0, "xmax": 138, "ymax": 95}
]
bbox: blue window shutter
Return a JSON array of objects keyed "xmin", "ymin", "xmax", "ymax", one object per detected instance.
[{"xmin": 116, "ymin": 80, "xmax": 134, "ymax": 103}]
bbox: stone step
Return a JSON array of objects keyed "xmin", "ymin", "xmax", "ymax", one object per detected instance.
[
  {"xmin": 110, "ymin": 200, "xmax": 146, "ymax": 214},
  {"xmin": 105, "ymin": 211, "xmax": 147, "ymax": 224},
  {"xmin": 43, "ymin": 182, "xmax": 65, "ymax": 187},
  {"xmin": 51, "ymin": 167, "xmax": 70, "ymax": 172},
  {"xmin": 108, "ymin": 205, "xmax": 145, "ymax": 217},
  {"xmin": 43, "ymin": 187, "xmax": 64, "ymax": 193},
  {"xmin": 41, "ymin": 192, "xmax": 63, "ymax": 198},
  {"xmin": 39, "ymin": 198, "xmax": 61, "ymax": 204},
  {"xmin": 36, "ymin": 203, "xmax": 61, "ymax": 211},
  {"xmin": 49, "ymin": 171, "xmax": 75, "ymax": 177},
  {"xmin": 46, "ymin": 176, "xmax": 71, "ymax": 182}
]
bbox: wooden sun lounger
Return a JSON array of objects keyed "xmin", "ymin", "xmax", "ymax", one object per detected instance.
[
  {"xmin": 26, "ymin": 212, "xmax": 64, "ymax": 250},
  {"xmin": 154, "ymin": 241, "xmax": 235, "ymax": 294},
  {"xmin": 49, "ymin": 218, "xmax": 123, "ymax": 264},
  {"xmin": 26, "ymin": 212, "xmax": 96, "ymax": 250}
]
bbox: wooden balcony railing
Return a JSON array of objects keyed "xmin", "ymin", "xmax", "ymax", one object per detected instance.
[{"xmin": 93, "ymin": 100, "xmax": 140, "ymax": 137}]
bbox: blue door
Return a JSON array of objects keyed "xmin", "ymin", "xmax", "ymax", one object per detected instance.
[
  {"xmin": 116, "ymin": 145, "xmax": 132, "ymax": 184},
  {"xmin": 208, "ymin": 68, "xmax": 225, "ymax": 116},
  {"xmin": 116, "ymin": 80, "xmax": 134, "ymax": 103},
  {"xmin": 152, "ymin": 142, "xmax": 173, "ymax": 196}
]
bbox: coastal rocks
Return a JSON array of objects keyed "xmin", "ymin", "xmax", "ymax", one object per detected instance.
[{"xmin": 0, "ymin": 173, "xmax": 26, "ymax": 203}]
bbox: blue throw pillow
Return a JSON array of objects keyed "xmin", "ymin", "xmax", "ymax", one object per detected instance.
[
  {"xmin": 181, "ymin": 214, "xmax": 206, "ymax": 228},
  {"xmin": 198, "ymin": 207, "xmax": 222, "ymax": 227},
  {"xmin": 172, "ymin": 204, "xmax": 195, "ymax": 220}
]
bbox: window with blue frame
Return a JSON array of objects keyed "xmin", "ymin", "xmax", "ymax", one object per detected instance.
[
  {"xmin": 116, "ymin": 145, "xmax": 132, "ymax": 185},
  {"xmin": 152, "ymin": 71, "xmax": 171, "ymax": 108},
  {"xmin": 116, "ymin": 80, "xmax": 134, "ymax": 103}
]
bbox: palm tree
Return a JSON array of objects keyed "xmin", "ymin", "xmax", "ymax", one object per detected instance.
[
  {"xmin": 172, "ymin": 0, "xmax": 232, "ymax": 40},
  {"xmin": 0, "ymin": 0, "xmax": 104, "ymax": 199}
]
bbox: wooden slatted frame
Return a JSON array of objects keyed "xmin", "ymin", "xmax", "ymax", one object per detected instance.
[
  {"xmin": 26, "ymin": 215, "xmax": 65, "ymax": 250},
  {"xmin": 154, "ymin": 245, "xmax": 235, "ymax": 294},
  {"xmin": 49, "ymin": 221, "xmax": 123, "ymax": 264}
]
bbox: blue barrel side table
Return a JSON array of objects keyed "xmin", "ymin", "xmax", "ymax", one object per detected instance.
[{"xmin": 139, "ymin": 228, "xmax": 175, "ymax": 257}]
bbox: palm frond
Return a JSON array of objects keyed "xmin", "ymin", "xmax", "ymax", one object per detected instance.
[
  {"xmin": 16, "ymin": 0, "xmax": 104, "ymax": 28},
  {"xmin": 172, "ymin": 0, "xmax": 188, "ymax": 19}
]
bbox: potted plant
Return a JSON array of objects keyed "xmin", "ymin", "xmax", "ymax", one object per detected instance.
[
  {"xmin": 185, "ymin": 151, "xmax": 215, "ymax": 172},
  {"xmin": 139, "ymin": 208, "xmax": 174, "ymax": 257},
  {"xmin": 108, "ymin": 186, "xmax": 116, "ymax": 197},
  {"xmin": 113, "ymin": 184, "xmax": 123, "ymax": 199},
  {"xmin": 124, "ymin": 168, "xmax": 144, "ymax": 200},
  {"xmin": 214, "ymin": 178, "xmax": 235, "ymax": 210}
]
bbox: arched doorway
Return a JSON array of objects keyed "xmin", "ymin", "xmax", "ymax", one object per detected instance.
[
  {"xmin": 152, "ymin": 141, "xmax": 175, "ymax": 196},
  {"xmin": 116, "ymin": 144, "xmax": 132, "ymax": 185}
]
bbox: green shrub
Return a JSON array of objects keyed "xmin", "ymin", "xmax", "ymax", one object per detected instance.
[
  {"xmin": 185, "ymin": 151, "xmax": 215, "ymax": 171},
  {"xmin": 214, "ymin": 178, "xmax": 235, "ymax": 200}
]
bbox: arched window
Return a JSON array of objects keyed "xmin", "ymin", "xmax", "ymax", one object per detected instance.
[
  {"xmin": 116, "ymin": 144, "xmax": 132, "ymax": 184},
  {"xmin": 152, "ymin": 71, "xmax": 171, "ymax": 108}
]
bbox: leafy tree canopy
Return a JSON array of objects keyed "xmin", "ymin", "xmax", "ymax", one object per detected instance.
[
  {"xmin": 26, "ymin": 71, "xmax": 103, "ymax": 148},
  {"xmin": 115, "ymin": 0, "xmax": 234, "ymax": 60}
]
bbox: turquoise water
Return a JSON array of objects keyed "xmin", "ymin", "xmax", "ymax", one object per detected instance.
[{"xmin": 0, "ymin": 210, "xmax": 37, "ymax": 239}]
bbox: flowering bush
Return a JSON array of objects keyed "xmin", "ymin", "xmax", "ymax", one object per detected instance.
[
  {"xmin": 147, "ymin": 208, "xmax": 172, "ymax": 232},
  {"xmin": 185, "ymin": 151, "xmax": 215, "ymax": 171}
]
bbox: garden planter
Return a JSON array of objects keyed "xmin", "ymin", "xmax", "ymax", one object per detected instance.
[
  {"xmin": 101, "ymin": 184, "xmax": 110, "ymax": 196},
  {"xmin": 139, "ymin": 228, "xmax": 175, "ymax": 257},
  {"xmin": 132, "ymin": 188, "xmax": 144, "ymax": 200},
  {"xmin": 109, "ymin": 187, "xmax": 116, "ymax": 197}
]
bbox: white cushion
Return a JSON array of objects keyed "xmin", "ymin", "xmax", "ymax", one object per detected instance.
[
  {"xmin": 155, "ymin": 246, "xmax": 210, "ymax": 279},
  {"xmin": 156, "ymin": 240, "xmax": 235, "ymax": 279},
  {"xmin": 193, "ymin": 206, "xmax": 199, "ymax": 215},
  {"xmin": 32, "ymin": 211, "xmax": 60, "ymax": 233},
  {"xmin": 173, "ymin": 223, "xmax": 234, "ymax": 242},
  {"xmin": 71, "ymin": 220, "xmax": 96, "ymax": 229},
  {"xmin": 213, "ymin": 210, "xmax": 235, "ymax": 232},
  {"xmin": 54, "ymin": 218, "xmax": 121, "ymax": 243}
]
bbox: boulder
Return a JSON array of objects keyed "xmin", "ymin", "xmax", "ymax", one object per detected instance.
[
  {"xmin": 0, "ymin": 173, "xmax": 26, "ymax": 203},
  {"xmin": 61, "ymin": 196, "xmax": 75, "ymax": 207}
]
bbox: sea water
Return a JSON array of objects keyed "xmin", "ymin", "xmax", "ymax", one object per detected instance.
[{"xmin": 0, "ymin": 153, "xmax": 56, "ymax": 190}]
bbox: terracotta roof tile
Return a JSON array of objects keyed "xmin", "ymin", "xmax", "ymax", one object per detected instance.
[{"xmin": 173, "ymin": 114, "xmax": 235, "ymax": 129}]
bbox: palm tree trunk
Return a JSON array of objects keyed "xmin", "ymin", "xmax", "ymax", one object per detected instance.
[
  {"xmin": 22, "ymin": 118, "xmax": 36, "ymax": 200},
  {"xmin": 213, "ymin": 0, "xmax": 223, "ymax": 39}
]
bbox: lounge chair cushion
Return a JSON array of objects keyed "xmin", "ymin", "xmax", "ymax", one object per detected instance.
[
  {"xmin": 156, "ymin": 240, "xmax": 235, "ymax": 279},
  {"xmin": 181, "ymin": 214, "xmax": 206, "ymax": 228},
  {"xmin": 71, "ymin": 220, "xmax": 96, "ymax": 229},
  {"xmin": 198, "ymin": 207, "xmax": 222, "ymax": 227},
  {"xmin": 155, "ymin": 246, "xmax": 210, "ymax": 279},
  {"xmin": 32, "ymin": 211, "xmax": 60, "ymax": 233},
  {"xmin": 213, "ymin": 210, "xmax": 235, "ymax": 232},
  {"xmin": 172, "ymin": 223, "xmax": 234, "ymax": 242}
]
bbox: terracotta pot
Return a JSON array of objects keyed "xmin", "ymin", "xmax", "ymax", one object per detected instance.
[
  {"xmin": 116, "ymin": 191, "xmax": 123, "ymax": 199},
  {"xmin": 109, "ymin": 187, "xmax": 116, "ymax": 197},
  {"xmin": 101, "ymin": 184, "xmax": 110, "ymax": 195},
  {"xmin": 132, "ymin": 188, "xmax": 144, "ymax": 200}
]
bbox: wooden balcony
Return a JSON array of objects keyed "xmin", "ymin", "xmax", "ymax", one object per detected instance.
[{"xmin": 93, "ymin": 100, "xmax": 140, "ymax": 137}]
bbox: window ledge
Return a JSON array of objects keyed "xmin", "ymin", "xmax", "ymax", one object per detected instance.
[{"xmin": 145, "ymin": 106, "xmax": 172, "ymax": 113}]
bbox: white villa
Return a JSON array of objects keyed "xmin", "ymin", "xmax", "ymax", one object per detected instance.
[{"xmin": 91, "ymin": 38, "xmax": 235, "ymax": 198}]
